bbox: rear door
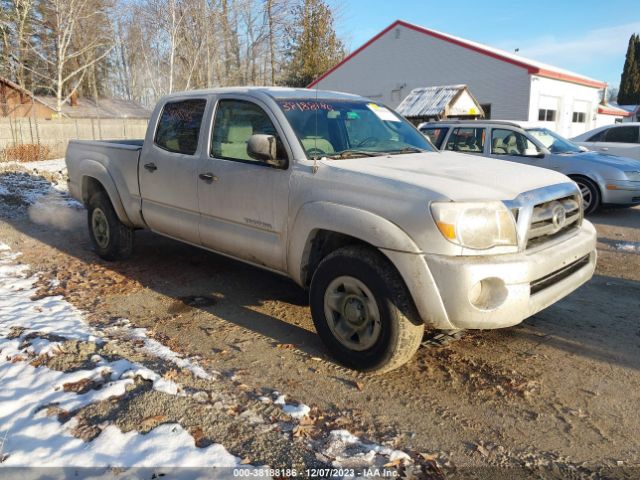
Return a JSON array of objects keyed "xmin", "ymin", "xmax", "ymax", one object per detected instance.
[
  {"xmin": 197, "ymin": 96, "xmax": 291, "ymax": 271},
  {"xmin": 139, "ymin": 98, "xmax": 208, "ymax": 244},
  {"xmin": 589, "ymin": 125, "xmax": 640, "ymax": 158}
]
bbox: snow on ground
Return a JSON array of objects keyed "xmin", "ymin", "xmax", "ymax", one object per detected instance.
[
  {"xmin": 615, "ymin": 241, "xmax": 640, "ymax": 253},
  {"xmin": 0, "ymin": 158, "xmax": 67, "ymax": 173},
  {"xmin": 0, "ymin": 241, "xmax": 241, "ymax": 467}
]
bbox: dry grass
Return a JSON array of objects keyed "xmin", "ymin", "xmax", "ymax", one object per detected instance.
[{"xmin": 1, "ymin": 144, "xmax": 52, "ymax": 162}]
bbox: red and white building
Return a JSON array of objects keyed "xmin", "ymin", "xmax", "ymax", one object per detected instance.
[{"xmin": 309, "ymin": 20, "xmax": 612, "ymax": 137}]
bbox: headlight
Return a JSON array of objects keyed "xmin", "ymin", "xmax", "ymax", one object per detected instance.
[
  {"xmin": 624, "ymin": 171, "xmax": 640, "ymax": 182},
  {"xmin": 430, "ymin": 201, "xmax": 518, "ymax": 249}
]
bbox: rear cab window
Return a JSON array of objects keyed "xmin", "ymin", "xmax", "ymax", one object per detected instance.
[
  {"xmin": 420, "ymin": 127, "xmax": 449, "ymax": 149},
  {"xmin": 445, "ymin": 127, "xmax": 486, "ymax": 153},
  {"xmin": 154, "ymin": 99, "xmax": 207, "ymax": 155}
]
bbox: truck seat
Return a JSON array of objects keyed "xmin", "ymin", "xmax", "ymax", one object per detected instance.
[{"xmin": 220, "ymin": 123, "xmax": 253, "ymax": 159}]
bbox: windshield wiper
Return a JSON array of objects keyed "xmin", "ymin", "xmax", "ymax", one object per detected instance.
[
  {"xmin": 327, "ymin": 149, "xmax": 381, "ymax": 159},
  {"xmin": 386, "ymin": 146, "xmax": 427, "ymax": 155}
]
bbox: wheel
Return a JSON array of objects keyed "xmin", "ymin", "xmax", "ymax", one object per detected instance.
[
  {"xmin": 309, "ymin": 245, "xmax": 424, "ymax": 373},
  {"xmin": 571, "ymin": 176, "xmax": 600, "ymax": 215},
  {"xmin": 87, "ymin": 191, "xmax": 134, "ymax": 260}
]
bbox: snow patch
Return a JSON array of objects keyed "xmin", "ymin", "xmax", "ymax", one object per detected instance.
[
  {"xmin": 615, "ymin": 241, "xmax": 640, "ymax": 253},
  {"xmin": 282, "ymin": 403, "xmax": 310, "ymax": 419},
  {"xmin": 0, "ymin": 243, "xmax": 241, "ymax": 467}
]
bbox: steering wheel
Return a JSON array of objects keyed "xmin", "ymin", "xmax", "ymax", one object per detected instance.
[
  {"xmin": 306, "ymin": 147, "xmax": 326, "ymax": 157},
  {"xmin": 357, "ymin": 137, "xmax": 380, "ymax": 148}
]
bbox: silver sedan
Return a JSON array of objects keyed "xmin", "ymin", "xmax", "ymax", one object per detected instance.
[{"xmin": 419, "ymin": 120, "xmax": 640, "ymax": 214}]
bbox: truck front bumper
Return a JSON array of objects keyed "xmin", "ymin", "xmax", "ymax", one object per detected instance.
[{"xmin": 385, "ymin": 221, "xmax": 597, "ymax": 330}]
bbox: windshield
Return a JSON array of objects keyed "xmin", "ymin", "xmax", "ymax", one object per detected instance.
[
  {"xmin": 276, "ymin": 99, "xmax": 435, "ymax": 159},
  {"xmin": 527, "ymin": 128, "xmax": 582, "ymax": 154}
]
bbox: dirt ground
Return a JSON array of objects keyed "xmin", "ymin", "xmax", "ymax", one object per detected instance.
[{"xmin": 1, "ymin": 167, "xmax": 639, "ymax": 478}]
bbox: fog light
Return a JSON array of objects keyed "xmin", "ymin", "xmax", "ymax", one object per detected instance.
[{"xmin": 468, "ymin": 277, "xmax": 508, "ymax": 310}]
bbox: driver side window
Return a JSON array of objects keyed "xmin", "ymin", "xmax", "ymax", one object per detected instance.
[
  {"xmin": 211, "ymin": 99, "xmax": 286, "ymax": 163},
  {"xmin": 491, "ymin": 129, "xmax": 537, "ymax": 156}
]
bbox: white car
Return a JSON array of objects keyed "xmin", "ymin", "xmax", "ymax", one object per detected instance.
[{"xmin": 572, "ymin": 123, "xmax": 640, "ymax": 160}]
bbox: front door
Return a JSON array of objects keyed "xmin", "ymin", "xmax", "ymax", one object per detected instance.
[
  {"xmin": 139, "ymin": 98, "xmax": 208, "ymax": 244},
  {"xmin": 488, "ymin": 127, "xmax": 549, "ymax": 169},
  {"xmin": 197, "ymin": 97, "xmax": 291, "ymax": 271}
]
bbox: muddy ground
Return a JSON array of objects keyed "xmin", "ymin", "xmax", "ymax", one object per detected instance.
[{"xmin": 0, "ymin": 167, "xmax": 639, "ymax": 478}]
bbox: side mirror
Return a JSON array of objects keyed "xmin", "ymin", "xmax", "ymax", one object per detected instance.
[
  {"xmin": 578, "ymin": 145, "xmax": 589, "ymax": 152},
  {"xmin": 247, "ymin": 134, "xmax": 287, "ymax": 168},
  {"xmin": 524, "ymin": 148, "xmax": 545, "ymax": 158}
]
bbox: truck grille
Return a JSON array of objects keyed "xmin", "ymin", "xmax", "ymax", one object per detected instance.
[{"xmin": 526, "ymin": 194, "xmax": 581, "ymax": 250}]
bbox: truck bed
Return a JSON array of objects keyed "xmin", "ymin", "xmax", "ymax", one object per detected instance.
[{"xmin": 65, "ymin": 139, "xmax": 145, "ymax": 228}]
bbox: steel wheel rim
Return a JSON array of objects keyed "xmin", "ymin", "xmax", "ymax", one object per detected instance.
[
  {"xmin": 91, "ymin": 208, "xmax": 110, "ymax": 249},
  {"xmin": 323, "ymin": 275, "xmax": 381, "ymax": 351},
  {"xmin": 577, "ymin": 182, "xmax": 592, "ymax": 211}
]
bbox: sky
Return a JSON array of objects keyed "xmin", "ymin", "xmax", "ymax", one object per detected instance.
[{"xmin": 335, "ymin": 0, "xmax": 640, "ymax": 89}]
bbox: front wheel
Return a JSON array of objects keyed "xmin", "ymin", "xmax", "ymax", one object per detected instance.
[
  {"xmin": 309, "ymin": 246, "xmax": 424, "ymax": 373},
  {"xmin": 87, "ymin": 191, "xmax": 134, "ymax": 260},
  {"xmin": 571, "ymin": 176, "xmax": 600, "ymax": 215}
]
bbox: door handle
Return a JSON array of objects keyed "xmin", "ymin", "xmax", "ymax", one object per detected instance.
[
  {"xmin": 144, "ymin": 162, "xmax": 157, "ymax": 172},
  {"xmin": 199, "ymin": 172, "xmax": 218, "ymax": 182},
  {"xmin": 600, "ymin": 147, "xmax": 608, "ymax": 151}
]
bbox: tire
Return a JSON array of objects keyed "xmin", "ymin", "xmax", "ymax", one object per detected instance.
[
  {"xmin": 87, "ymin": 191, "xmax": 134, "ymax": 260},
  {"xmin": 571, "ymin": 176, "xmax": 600, "ymax": 215},
  {"xmin": 309, "ymin": 245, "xmax": 424, "ymax": 373}
]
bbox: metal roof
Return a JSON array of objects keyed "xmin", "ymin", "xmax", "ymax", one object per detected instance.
[{"xmin": 395, "ymin": 85, "xmax": 478, "ymax": 118}]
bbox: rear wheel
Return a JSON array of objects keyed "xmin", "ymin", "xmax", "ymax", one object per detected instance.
[
  {"xmin": 309, "ymin": 245, "xmax": 424, "ymax": 373},
  {"xmin": 87, "ymin": 191, "xmax": 134, "ymax": 260},
  {"xmin": 571, "ymin": 176, "xmax": 600, "ymax": 215}
]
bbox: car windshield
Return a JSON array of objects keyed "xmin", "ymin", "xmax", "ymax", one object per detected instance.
[
  {"xmin": 527, "ymin": 128, "xmax": 582, "ymax": 154},
  {"xmin": 276, "ymin": 99, "xmax": 435, "ymax": 159}
]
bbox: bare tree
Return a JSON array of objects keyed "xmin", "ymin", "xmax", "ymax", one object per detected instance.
[{"xmin": 21, "ymin": 0, "xmax": 115, "ymax": 112}]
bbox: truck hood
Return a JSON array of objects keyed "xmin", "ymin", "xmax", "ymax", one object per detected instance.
[{"xmin": 320, "ymin": 151, "xmax": 571, "ymax": 201}]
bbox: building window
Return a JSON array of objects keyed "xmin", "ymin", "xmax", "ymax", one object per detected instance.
[
  {"xmin": 572, "ymin": 112, "xmax": 586, "ymax": 123},
  {"xmin": 538, "ymin": 109, "xmax": 556, "ymax": 122}
]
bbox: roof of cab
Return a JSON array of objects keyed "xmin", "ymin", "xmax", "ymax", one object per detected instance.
[{"xmin": 162, "ymin": 86, "xmax": 366, "ymax": 102}]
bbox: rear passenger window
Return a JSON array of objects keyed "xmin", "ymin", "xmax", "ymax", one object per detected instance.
[
  {"xmin": 420, "ymin": 127, "xmax": 449, "ymax": 149},
  {"xmin": 154, "ymin": 99, "xmax": 207, "ymax": 155},
  {"xmin": 605, "ymin": 126, "xmax": 639, "ymax": 143},
  {"xmin": 445, "ymin": 128, "xmax": 486, "ymax": 153}
]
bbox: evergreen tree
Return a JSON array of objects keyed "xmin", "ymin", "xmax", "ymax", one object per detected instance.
[
  {"xmin": 618, "ymin": 33, "xmax": 640, "ymax": 105},
  {"xmin": 282, "ymin": 0, "xmax": 345, "ymax": 88}
]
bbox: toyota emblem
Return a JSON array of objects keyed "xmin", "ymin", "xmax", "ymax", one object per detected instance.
[{"xmin": 552, "ymin": 204, "xmax": 567, "ymax": 230}]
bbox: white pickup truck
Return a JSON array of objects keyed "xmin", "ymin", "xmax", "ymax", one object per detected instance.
[{"xmin": 66, "ymin": 87, "xmax": 597, "ymax": 373}]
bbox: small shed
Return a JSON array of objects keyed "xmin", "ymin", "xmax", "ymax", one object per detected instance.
[
  {"xmin": 395, "ymin": 84, "xmax": 484, "ymax": 124},
  {"xmin": 595, "ymin": 103, "xmax": 632, "ymax": 128}
]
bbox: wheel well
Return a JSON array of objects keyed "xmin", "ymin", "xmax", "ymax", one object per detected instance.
[
  {"xmin": 82, "ymin": 176, "xmax": 107, "ymax": 205},
  {"xmin": 302, "ymin": 230, "xmax": 374, "ymax": 287},
  {"xmin": 568, "ymin": 174, "xmax": 600, "ymax": 195}
]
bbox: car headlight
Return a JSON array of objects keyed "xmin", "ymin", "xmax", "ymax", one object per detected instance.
[
  {"xmin": 624, "ymin": 171, "xmax": 640, "ymax": 182},
  {"xmin": 430, "ymin": 201, "xmax": 518, "ymax": 249}
]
